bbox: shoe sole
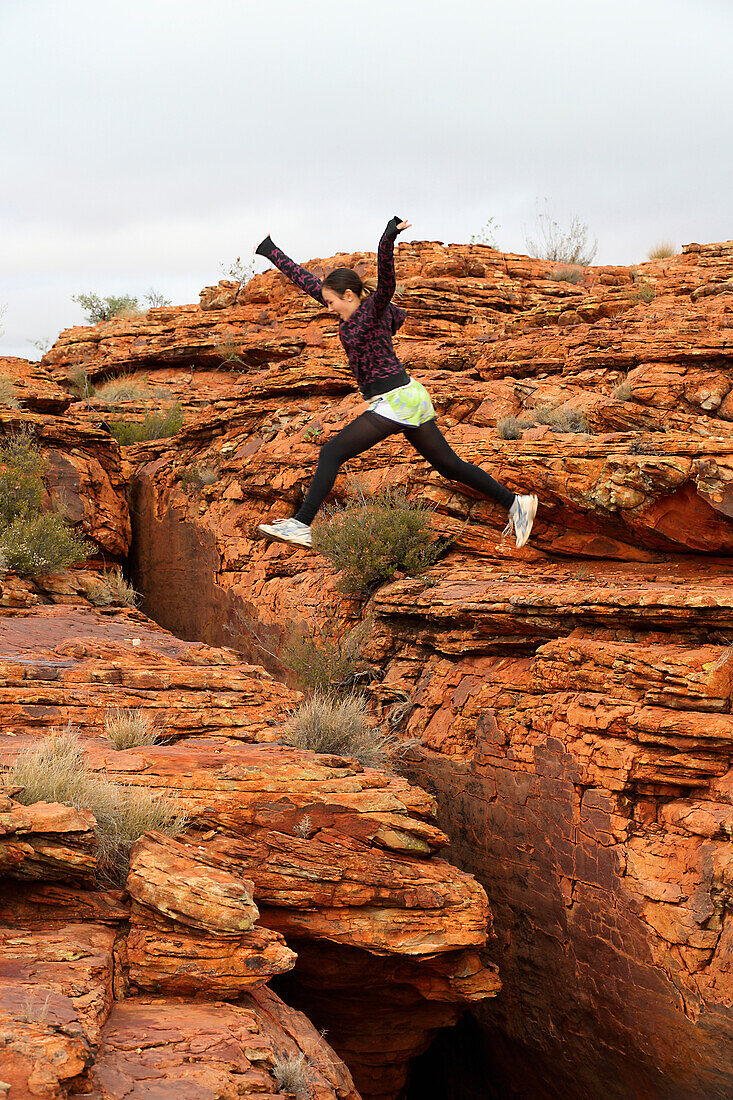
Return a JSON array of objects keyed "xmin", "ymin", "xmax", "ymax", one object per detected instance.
[
  {"xmin": 257, "ymin": 524, "xmax": 312, "ymax": 549},
  {"xmin": 515, "ymin": 496, "xmax": 538, "ymax": 549}
]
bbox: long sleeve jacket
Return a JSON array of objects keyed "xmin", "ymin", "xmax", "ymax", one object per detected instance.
[{"xmin": 255, "ymin": 217, "xmax": 409, "ymax": 399}]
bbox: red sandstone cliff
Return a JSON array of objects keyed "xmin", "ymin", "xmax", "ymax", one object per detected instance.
[{"xmin": 2, "ymin": 236, "xmax": 733, "ymax": 1099}]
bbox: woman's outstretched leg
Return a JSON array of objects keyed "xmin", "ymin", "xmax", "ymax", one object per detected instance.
[
  {"xmin": 258, "ymin": 412, "xmax": 400, "ymax": 546},
  {"xmin": 403, "ymin": 418, "xmax": 538, "ymax": 547}
]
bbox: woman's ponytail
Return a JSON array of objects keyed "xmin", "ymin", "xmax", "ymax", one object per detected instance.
[{"xmin": 359, "ymin": 277, "xmax": 377, "ymax": 300}]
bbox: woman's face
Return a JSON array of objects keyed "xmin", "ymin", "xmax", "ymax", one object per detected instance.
[{"xmin": 322, "ymin": 286, "xmax": 362, "ymax": 321}]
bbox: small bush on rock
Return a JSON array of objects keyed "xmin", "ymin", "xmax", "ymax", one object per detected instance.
[
  {"xmin": 283, "ymin": 692, "xmax": 401, "ymax": 770},
  {"xmin": 496, "ymin": 416, "xmax": 523, "ymax": 440},
  {"xmin": 312, "ymin": 487, "xmax": 450, "ymax": 596},
  {"xmin": 109, "ymin": 403, "xmax": 184, "ymax": 444},
  {"xmin": 647, "ymin": 242, "xmax": 676, "ymax": 260},
  {"xmin": 7, "ymin": 725, "xmax": 187, "ymax": 884},
  {"xmin": 0, "ymin": 433, "xmax": 92, "ymax": 575},
  {"xmin": 92, "ymin": 375, "xmax": 169, "ymax": 404},
  {"xmin": 281, "ymin": 615, "xmax": 373, "ymax": 696},
  {"xmin": 104, "ymin": 708, "xmax": 160, "ymax": 749},
  {"xmin": 613, "ymin": 380, "xmax": 633, "ymax": 401},
  {"xmin": 526, "ymin": 404, "xmax": 591, "ymax": 434},
  {"xmin": 272, "ymin": 1051, "xmax": 315, "ymax": 1099},
  {"xmin": 550, "ymin": 266, "xmax": 585, "ymax": 284},
  {"xmin": 88, "ymin": 569, "xmax": 140, "ymax": 608}
]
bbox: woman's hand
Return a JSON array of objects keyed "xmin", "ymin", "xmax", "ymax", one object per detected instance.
[{"xmin": 397, "ymin": 220, "xmax": 411, "ymax": 232}]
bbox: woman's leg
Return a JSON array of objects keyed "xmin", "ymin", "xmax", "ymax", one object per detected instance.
[
  {"xmin": 294, "ymin": 411, "xmax": 401, "ymax": 525},
  {"xmin": 402, "ymin": 418, "xmax": 516, "ymax": 510}
]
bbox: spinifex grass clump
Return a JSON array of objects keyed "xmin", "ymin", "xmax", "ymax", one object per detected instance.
[
  {"xmin": 8, "ymin": 725, "xmax": 187, "ymax": 885},
  {"xmin": 88, "ymin": 568, "xmax": 140, "ymax": 608},
  {"xmin": 312, "ymin": 486, "xmax": 449, "ymax": 596},
  {"xmin": 0, "ymin": 432, "xmax": 92, "ymax": 575},
  {"xmin": 109, "ymin": 402, "xmax": 184, "ymax": 444},
  {"xmin": 104, "ymin": 708, "xmax": 160, "ymax": 750},
  {"xmin": 283, "ymin": 693, "xmax": 402, "ymax": 770}
]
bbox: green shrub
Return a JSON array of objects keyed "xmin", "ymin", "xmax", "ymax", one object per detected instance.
[
  {"xmin": 0, "ymin": 376, "xmax": 20, "ymax": 408},
  {"xmin": 109, "ymin": 403, "xmax": 184, "ymax": 444},
  {"xmin": 7, "ymin": 726, "xmax": 187, "ymax": 885},
  {"xmin": 88, "ymin": 569, "xmax": 140, "ymax": 608},
  {"xmin": 1, "ymin": 512, "xmax": 92, "ymax": 574},
  {"xmin": 312, "ymin": 487, "xmax": 449, "ymax": 595},
  {"xmin": 0, "ymin": 433, "xmax": 92, "ymax": 575},
  {"xmin": 496, "ymin": 416, "xmax": 523, "ymax": 440},
  {"xmin": 283, "ymin": 693, "xmax": 401, "ymax": 770},
  {"xmin": 647, "ymin": 241, "xmax": 676, "ymax": 260},
  {"xmin": 72, "ymin": 290, "xmax": 171, "ymax": 324}
]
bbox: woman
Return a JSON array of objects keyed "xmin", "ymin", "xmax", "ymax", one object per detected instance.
[{"xmin": 255, "ymin": 216, "xmax": 538, "ymax": 549}]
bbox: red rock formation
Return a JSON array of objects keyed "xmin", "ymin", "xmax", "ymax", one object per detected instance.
[{"xmin": 5, "ymin": 235, "xmax": 733, "ymax": 1098}]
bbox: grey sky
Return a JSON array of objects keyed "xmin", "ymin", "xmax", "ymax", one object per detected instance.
[{"xmin": 1, "ymin": 0, "xmax": 731, "ymax": 359}]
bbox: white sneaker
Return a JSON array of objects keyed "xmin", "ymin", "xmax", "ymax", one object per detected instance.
[
  {"xmin": 257, "ymin": 517, "xmax": 313, "ymax": 548},
  {"xmin": 502, "ymin": 494, "xmax": 538, "ymax": 549}
]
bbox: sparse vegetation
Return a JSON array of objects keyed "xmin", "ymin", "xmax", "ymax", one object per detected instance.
[
  {"xmin": 647, "ymin": 242, "xmax": 676, "ymax": 260},
  {"xmin": 283, "ymin": 693, "xmax": 407, "ymax": 770},
  {"xmin": 28, "ymin": 337, "xmax": 51, "ymax": 357},
  {"xmin": 0, "ymin": 432, "xmax": 92, "ymax": 575},
  {"xmin": 271, "ymin": 1051, "xmax": 316, "ymax": 1100},
  {"xmin": 92, "ymin": 375, "xmax": 170, "ymax": 404},
  {"xmin": 496, "ymin": 416, "xmax": 524, "ymax": 440},
  {"xmin": 6, "ymin": 725, "xmax": 187, "ymax": 884},
  {"xmin": 104, "ymin": 708, "xmax": 160, "ymax": 750},
  {"xmin": 108, "ymin": 403, "xmax": 184, "ymax": 444},
  {"xmin": 179, "ymin": 464, "xmax": 219, "ymax": 492},
  {"xmin": 293, "ymin": 814, "xmax": 314, "ymax": 839},
  {"xmin": 551, "ymin": 266, "xmax": 585, "ymax": 284},
  {"xmin": 0, "ymin": 376, "xmax": 20, "ymax": 408},
  {"xmin": 21, "ymin": 991, "xmax": 51, "ymax": 1025},
  {"xmin": 633, "ymin": 281, "xmax": 656, "ymax": 303},
  {"xmin": 281, "ymin": 614, "xmax": 373, "ymax": 696},
  {"xmin": 312, "ymin": 486, "xmax": 450, "ymax": 596},
  {"xmin": 87, "ymin": 569, "xmax": 140, "ymax": 608},
  {"xmin": 214, "ymin": 337, "xmax": 244, "ymax": 365},
  {"xmin": 469, "ymin": 218, "xmax": 500, "ymax": 247},
  {"xmin": 524, "ymin": 200, "xmax": 598, "ymax": 265},
  {"xmin": 72, "ymin": 290, "xmax": 171, "ymax": 324},
  {"xmin": 613, "ymin": 379, "xmax": 633, "ymax": 401},
  {"xmin": 629, "ymin": 439, "xmax": 661, "ymax": 455},
  {"xmin": 66, "ymin": 365, "xmax": 93, "ymax": 399},
  {"xmin": 220, "ymin": 256, "xmax": 254, "ymax": 287},
  {"xmin": 524, "ymin": 404, "xmax": 591, "ymax": 434}
]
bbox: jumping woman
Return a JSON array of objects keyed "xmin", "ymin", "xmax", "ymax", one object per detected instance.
[{"xmin": 254, "ymin": 216, "xmax": 538, "ymax": 549}]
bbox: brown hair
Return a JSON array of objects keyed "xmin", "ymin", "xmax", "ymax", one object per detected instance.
[{"xmin": 321, "ymin": 267, "xmax": 377, "ymax": 301}]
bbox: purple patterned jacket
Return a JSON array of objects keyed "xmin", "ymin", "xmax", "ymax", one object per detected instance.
[{"xmin": 255, "ymin": 217, "xmax": 409, "ymax": 399}]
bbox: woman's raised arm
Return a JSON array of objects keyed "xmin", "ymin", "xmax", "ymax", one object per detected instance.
[
  {"xmin": 255, "ymin": 235, "xmax": 325, "ymax": 304},
  {"xmin": 370, "ymin": 216, "xmax": 410, "ymax": 316}
]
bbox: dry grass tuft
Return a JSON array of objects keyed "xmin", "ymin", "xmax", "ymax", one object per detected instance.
[
  {"xmin": 104, "ymin": 708, "xmax": 160, "ymax": 750},
  {"xmin": 92, "ymin": 375, "xmax": 170, "ymax": 404},
  {"xmin": 496, "ymin": 416, "xmax": 523, "ymax": 440},
  {"xmin": 7, "ymin": 725, "xmax": 186, "ymax": 884},
  {"xmin": 272, "ymin": 1051, "xmax": 315, "ymax": 1099},
  {"xmin": 613, "ymin": 380, "xmax": 633, "ymax": 401},
  {"xmin": 88, "ymin": 569, "xmax": 140, "ymax": 608},
  {"xmin": 525, "ymin": 404, "xmax": 591, "ymax": 434},
  {"xmin": 647, "ymin": 241, "xmax": 676, "ymax": 260},
  {"xmin": 283, "ymin": 693, "xmax": 404, "ymax": 770}
]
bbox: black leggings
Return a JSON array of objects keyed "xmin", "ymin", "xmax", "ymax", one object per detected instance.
[{"xmin": 294, "ymin": 411, "xmax": 515, "ymax": 525}]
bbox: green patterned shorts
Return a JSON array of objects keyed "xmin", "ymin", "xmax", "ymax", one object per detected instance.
[{"xmin": 367, "ymin": 377, "xmax": 435, "ymax": 428}]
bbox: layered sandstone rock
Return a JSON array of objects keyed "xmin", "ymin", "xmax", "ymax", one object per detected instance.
[{"xmin": 4, "ymin": 235, "xmax": 733, "ymax": 1099}]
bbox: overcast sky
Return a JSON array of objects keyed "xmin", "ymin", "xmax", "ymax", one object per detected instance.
[{"xmin": 1, "ymin": 0, "xmax": 731, "ymax": 359}]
